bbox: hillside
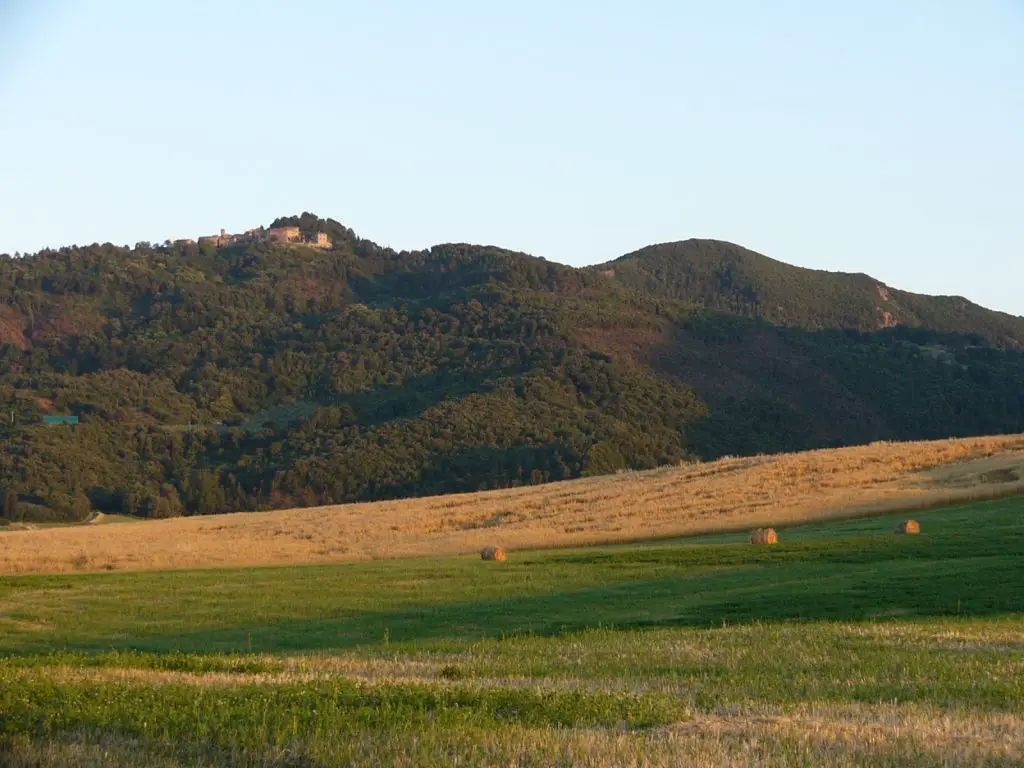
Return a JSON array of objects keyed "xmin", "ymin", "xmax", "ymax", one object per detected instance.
[
  {"xmin": 595, "ymin": 239, "xmax": 1024, "ymax": 346},
  {"xmin": 2, "ymin": 213, "xmax": 1024, "ymax": 522},
  {"xmin": 2, "ymin": 434, "xmax": 1023, "ymax": 574}
]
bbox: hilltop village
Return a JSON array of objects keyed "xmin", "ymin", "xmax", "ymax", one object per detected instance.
[{"xmin": 176, "ymin": 225, "xmax": 331, "ymax": 250}]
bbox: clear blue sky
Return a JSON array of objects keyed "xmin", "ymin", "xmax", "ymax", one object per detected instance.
[{"xmin": 2, "ymin": 1, "xmax": 1022, "ymax": 313}]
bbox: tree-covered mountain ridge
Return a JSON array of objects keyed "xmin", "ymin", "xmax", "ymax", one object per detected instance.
[
  {"xmin": 593, "ymin": 239, "xmax": 1024, "ymax": 347},
  {"xmin": 2, "ymin": 212, "xmax": 1023, "ymax": 522}
]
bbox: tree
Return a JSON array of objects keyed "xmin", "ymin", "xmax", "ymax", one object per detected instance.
[
  {"xmin": 72, "ymin": 488, "xmax": 92, "ymax": 520},
  {"xmin": 191, "ymin": 470, "xmax": 226, "ymax": 515},
  {"xmin": 152, "ymin": 484, "xmax": 183, "ymax": 518},
  {"xmin": 0, "ymin": 488, "xmax": 19, "ymax": 520},
  {"xmin": 582, "ymin": 441, "xmax": 627, "ymax": 477}
]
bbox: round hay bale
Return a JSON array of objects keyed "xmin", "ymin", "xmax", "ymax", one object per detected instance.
[
  {"xmin": 749, "ymin": 527, "xmax": 779, "ymax": 545},
  {"xmin": 894, "ymin": 519, "xmax": 921, "ymax": 535},
  {"xmin": 480, "ymin": 546, "xmax": 508, "ymax": 562},
  {"xmin": 84, "ymin": 511, "xmax": 105, "ymax": 525}
]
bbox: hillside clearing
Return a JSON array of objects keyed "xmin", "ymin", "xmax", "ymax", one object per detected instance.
[{"xmin": 2, "ymin": 434, "xmax": 1024, "ymax": 575}]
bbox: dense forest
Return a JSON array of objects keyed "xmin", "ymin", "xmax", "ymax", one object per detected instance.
[
  {"xmin": 2, "ymin": 213, "xmax": 1023, "ymax": 522},
  {"xmin": 597, "ymin": 240, "xmax": 1024, "ymax": 347}
]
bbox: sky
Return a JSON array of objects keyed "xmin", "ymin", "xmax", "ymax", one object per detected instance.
[{"xmin": 1, "ymin": 1, "xmax": 1022, "ymax": 313}]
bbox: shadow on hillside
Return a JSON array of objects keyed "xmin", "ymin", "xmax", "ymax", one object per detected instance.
[
  {"xmin": 341, "ymin": 367, "xmax": 507, "ymax": 429},
  {"xmin": 655, "ymin": 317, "xmax": 1024, "ymax": 460},
  {"xmin": 75, "ymin": 543, "xmax": 1023, "ymax": 655}
]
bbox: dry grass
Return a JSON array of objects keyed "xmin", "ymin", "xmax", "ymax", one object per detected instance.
[
  {"xmin": 7, "ymin": 640, "xmax": 1024, "ymax": 765},
  {"xmin": 3, "ymin": 703, "xmax": 1021, "ymax": 767},
  {"xmin": 3, "ymin": 434, "xmax": 1024, "ymax": 575}
]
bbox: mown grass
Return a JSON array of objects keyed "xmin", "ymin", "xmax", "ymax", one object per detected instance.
[
  {"xmin": 0, "ymin": 498, "xmax": 1022, "ymax": 765},
  {"xmin": 1, "ymin": 497, "xmax": 1020, "ymax": 654}
]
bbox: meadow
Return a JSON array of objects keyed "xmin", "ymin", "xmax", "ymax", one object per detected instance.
[
  {"xmin": 1, "ymin": 496, "xmax": 1022, "ymax": 766},
  {"xmin": 2, "ymin": 434, "xmax": 1024, "ymax": 575}
]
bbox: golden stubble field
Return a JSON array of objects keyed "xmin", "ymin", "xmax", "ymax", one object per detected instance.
[{"xmin": 4, "ymin": 434, "xmax": 1024, "ymax": 575}]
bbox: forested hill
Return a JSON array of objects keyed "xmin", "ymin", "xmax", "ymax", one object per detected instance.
[
  {"xmin": 2, "ymin": 213, "xmax": 1024, "ymax": 523},
  {"xmin": 595, "ymin": 239, "xmax": 1024, "ymax": 347}
]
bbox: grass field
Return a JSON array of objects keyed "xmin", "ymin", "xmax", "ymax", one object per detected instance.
[
  {"xmin": 2, "ymin": 433, "xmax": 1024, "ymax": 575},
  {"xmin": 1, "ymin": 496, "xmax": 1022, "ymax": 766}
]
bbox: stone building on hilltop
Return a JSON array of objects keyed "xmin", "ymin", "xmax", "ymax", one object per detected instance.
[
  {"xmin": 268, "ymin": 226, "xmax": 302, "ymax": 243},
  {"xmin": 198, "ymin": 229, "xmax": 230, "ymax": 248},
  {"xmin": 188, "ymin": 225, "xmax": 331, "ymax": 249}
]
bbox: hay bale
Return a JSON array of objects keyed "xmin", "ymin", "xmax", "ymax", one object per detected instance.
[
  {"xmin": 480, "ymin": 546, "xmax": 508, "ymax": 561},
  {"xmin": 749, "ymin": 527, "xmax": 779, "ymax": 545},
  {"xmin": 84, "ymin": 511, "xmax": 105, "ymax": 525},
  {"xmin": 894, "ymin": 519, "xmax": 921, "ymax": 535}
]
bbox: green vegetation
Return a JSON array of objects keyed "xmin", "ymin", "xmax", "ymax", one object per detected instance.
[
  {"xmin": 0, "ymin": 498, "xmax": 1021, "ymax": 765},
  {"xmin": 0, "ymin": 497, "xmax": 1021, "ymax": 654},
  {"xmin": 600, "ymin": 238, "xmax": 1024, "ymax": 345},
  {"xmin": 3, "ymin": 216, "xmax": 1024, "ymax": 521}
]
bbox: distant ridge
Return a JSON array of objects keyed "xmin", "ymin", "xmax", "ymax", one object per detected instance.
[{"xmin": 593, "ymin": 239, "xmax": 1024, "ymax": 347}]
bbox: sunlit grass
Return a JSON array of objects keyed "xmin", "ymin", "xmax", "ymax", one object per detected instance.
[
  {"xmin": 0, "ymin": 496, "xmax": 1021, "ymax": 765},
  {"xmin": 2, "ymin": 433, "xmax": 1024, "ymax": 575}
]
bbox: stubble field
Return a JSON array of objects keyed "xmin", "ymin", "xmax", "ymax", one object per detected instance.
[{"xmin": 2, "ymin": 433, "xmax": 1024, "ymax": 575}]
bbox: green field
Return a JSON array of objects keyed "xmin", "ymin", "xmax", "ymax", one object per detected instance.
[{"xmin": 1, "ymin": 499, "xmax": 1022, "ymax": 766}]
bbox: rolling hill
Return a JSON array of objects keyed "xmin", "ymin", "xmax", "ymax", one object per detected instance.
[
  {"xmin": 1, "ymin": 213, "xmax": 1024, "ymax": 522},
  {"xmin": 594, "ymin": 238, "xmax": 1024, "ymax": 346},
  {"xmin": 3, "ymin": 433, "xmax": 1022, "ymax": 574}
]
